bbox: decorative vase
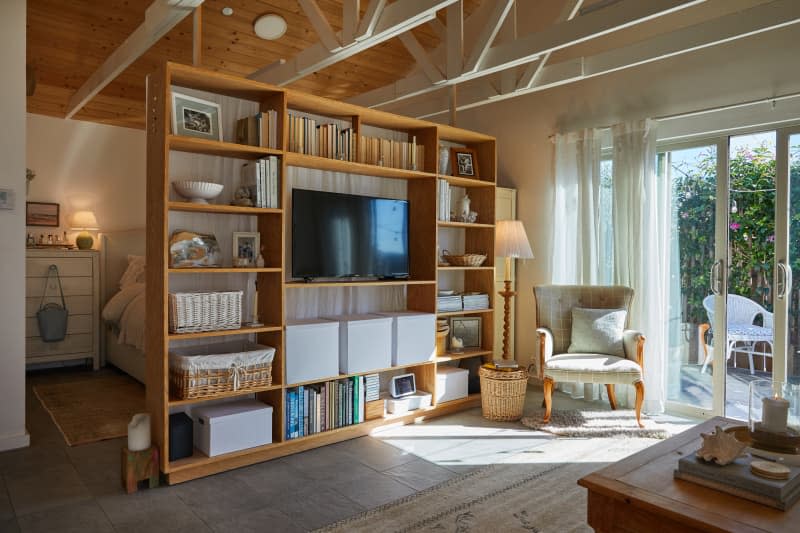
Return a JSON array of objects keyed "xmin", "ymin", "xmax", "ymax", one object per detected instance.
[
  {"xmin": 438, "ymin": 146, "xmax": 450, "ymax": 175},
  {"xmin": 458, "ymin": 194, "xmax": 471, "ymax": 221}
]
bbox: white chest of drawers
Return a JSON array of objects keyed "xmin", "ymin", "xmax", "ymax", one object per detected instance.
[{"xmin": 25, "ymin": 249, "xmax": 100, "ymax": 369}]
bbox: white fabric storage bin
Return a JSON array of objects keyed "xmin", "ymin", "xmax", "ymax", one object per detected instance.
[
  {"xmin": 324, "ymin": 314, "xmax": 392, "ymax": 374},
  {"xmin": 192, "ymin": 399, "xmax": 272, "ymax": 457},
  {"xmin": 376, "ymin": 311, "xmax": 436, "ymax": 366},
  {"xmin": 285, "ymin": 318, "xmax": 340, "ymax": 385},
  {"xmin": 436, "ymin": 366, "xmax": 469, "ymax": 403}
]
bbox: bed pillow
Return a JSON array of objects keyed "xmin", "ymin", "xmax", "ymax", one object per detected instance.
[
  {"xmin": 102, "ymin": 282, "xmax": 145, "ymax": 323},
  {"xmin": 567, "ymin": 307, "xmax": 627, "ymax": 357},
  {"xmin": 119, "ymin": 255, "xmax": 146, "ymax": 289}
]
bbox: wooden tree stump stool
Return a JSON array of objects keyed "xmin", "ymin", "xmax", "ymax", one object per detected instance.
[{"xmin": 121, "ymin": 445, "xmax": 159, "ymax": 494}]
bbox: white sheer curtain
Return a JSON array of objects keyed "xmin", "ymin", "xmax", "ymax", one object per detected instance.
[
  {"xmin": 551, "ymin": 129, "xmax": 603, "ymax": 284},
  {"xmin": 611, "ymin": 119, "xmax": 669, "ymax": 413}
]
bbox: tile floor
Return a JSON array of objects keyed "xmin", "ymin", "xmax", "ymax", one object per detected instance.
[{"xmin": 0, "ymin": 369, "xmax": 698, "ymax": 532}]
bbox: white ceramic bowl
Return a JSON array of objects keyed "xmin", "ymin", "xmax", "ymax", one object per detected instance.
[{"xmin": 173, "ymin": 180, "xmax": 224, "ymax": 204}]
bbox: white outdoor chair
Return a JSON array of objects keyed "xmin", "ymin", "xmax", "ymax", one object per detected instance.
[{"xmin": 700, "ymin": 294, "xmax": 773, "ymax": 375}]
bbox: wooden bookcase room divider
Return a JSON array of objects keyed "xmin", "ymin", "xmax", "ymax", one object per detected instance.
[{"xmin": 146, "ymin": 62, "xmax": 497, "ymax": 484}]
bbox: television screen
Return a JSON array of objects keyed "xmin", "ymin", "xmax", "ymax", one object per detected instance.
[{"xmin": 292, "ymin": 189, "xmax": 409, "ymax": 279}]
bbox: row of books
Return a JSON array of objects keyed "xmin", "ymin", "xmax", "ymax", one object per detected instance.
[
  {"xmin": 235, "ymin": 110, "xmax": 278, "ymax": 149},
  {"xmin": 437, "ymin": 179, "xmax": 452, "ymax": 221},
  {"xmin": 241, "ymin": 156, "xmax": 280, "ymax": 208},
  {"xmin": 358, "ymin": 135, "xmax": 423, "ymax": 171},
  {"xmin": 285, "ymin": 376, "xmax": 366, "ymax": 439},
  {"xmin": 287, "ymin": 114, "xmax": 356, "ymax": 161},
  {"xmin": 437, "ymin": 293, "xmax": 491, "ymax": 312}
]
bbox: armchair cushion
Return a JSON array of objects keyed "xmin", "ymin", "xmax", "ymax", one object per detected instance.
[
  {"xmin": 568, "ymin": 307, "xmax": 626, "ymax": 357},
  {"xmin": 543, "ymin": 353, "xmax": 642, "ymax": 385}
]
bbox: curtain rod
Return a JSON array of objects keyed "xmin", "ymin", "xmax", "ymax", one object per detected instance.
[{"xmin": 547, "ymin": 90, "xmax": 800, "ymax": 140}]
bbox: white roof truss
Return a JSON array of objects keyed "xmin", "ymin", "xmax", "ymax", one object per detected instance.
[
  {"xmin": 298, "ymin": 0, "xmax": 342, "ymax": 52},
  {"xmin": 65, "ymin": 0, "xmax": 204, "ymax": 119}
]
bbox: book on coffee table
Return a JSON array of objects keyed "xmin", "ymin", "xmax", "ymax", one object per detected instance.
[{"xmin": 675, "ymin": 452, "xmax": 800, "ymax": 510}]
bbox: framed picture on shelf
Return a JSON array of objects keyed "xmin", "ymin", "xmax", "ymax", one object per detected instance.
[
  {"xmin": 26, "ymin": 201, "xmax": 59, "ymax": 227},
  {"xmin": 450, "ymin": 316, "xmax": 482, "ymax": 350},
  {"xmin": 450, "ymin": 147, "xmax": 479, "ymax": 178},
  {"xmin": 232, "ymin": 232, "xmax": 260, "ymax": 267},
  {"xmin": 171, "ymin": 92, "xmax": 222, "ymax": 141}
]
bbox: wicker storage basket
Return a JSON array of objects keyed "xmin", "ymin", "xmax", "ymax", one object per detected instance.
[
  {"xmin": 169, "ymin": 341, "xmax": 274, "ymax": 400},
  {"xmin": 169, "ymin": 291, "xmax": 242, "ymax": 333},
  {"xmin": 479, "ymin": 366, "xmax": 528, "ymax": 422},
  {"xmin": 443, "ymin": 253, "xmax": 487, "ymax": 267}
]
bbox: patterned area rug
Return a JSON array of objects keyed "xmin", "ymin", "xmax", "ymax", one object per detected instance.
[
  {"xmin": 315, "ymin": 460, "xmax": 603, "ymax": 533},
  {"xmin": 33, "ymin": 374, "xmax": 145, "ymax": 446},
  {"xmin": 521, "ymin": 409, "xmax": 672, "ymax": 439}
]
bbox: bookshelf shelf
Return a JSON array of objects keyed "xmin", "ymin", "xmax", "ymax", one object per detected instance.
[
  {"xmin": 437, "ymin": 266, "xmax": 495, "ymax": 271},
  {"xmin": 148, "ymin": 61, "xmax": 496, "ymax": 485},
  {"xmin": 167, "ymin": 201, "xmax": 282, "ymax": 215},
  {"xmin": 437, "ymin": 309, "xmax": 494, "ymax": 318}
]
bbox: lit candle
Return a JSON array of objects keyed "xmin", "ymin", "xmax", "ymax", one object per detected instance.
[{"xmin": 762, "ymin": 395, "xmax": 790, "ymax": 433}]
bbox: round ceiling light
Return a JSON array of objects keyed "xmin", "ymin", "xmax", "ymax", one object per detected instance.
[{"xmin": 254, "ymin": 14, "xmax": 287, "ymax": 40}]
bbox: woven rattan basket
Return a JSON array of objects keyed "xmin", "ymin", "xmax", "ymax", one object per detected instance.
[
  {"xmin": 168, "ymin": 291, "xmax": 242, "ymax": 333},
  {"xmin": 479, "ymin": 366, "xmax": 528, "ymax": 421},
  {"xmin": 443, "ymin": 253, "xmax": 487, "ymax": 267}
]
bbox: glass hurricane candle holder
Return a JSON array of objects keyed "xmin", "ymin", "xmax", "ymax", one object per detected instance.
[{"xmin": 748, "ymin": 379, "xmax": 800, "ymax": 454}]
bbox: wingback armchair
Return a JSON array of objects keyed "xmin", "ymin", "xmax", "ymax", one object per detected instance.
[{"xmin": 533, "ymin": 285, "xmax": 646, "ymax": 427}]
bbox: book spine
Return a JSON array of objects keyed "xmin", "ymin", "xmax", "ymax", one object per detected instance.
[
  {"xmin": 269, "ymin": 155, "xmax": 279, "ymax": 208},
  {"xmin": 290, "ymin": 389, "xmax": 299, "ymax": 439}
]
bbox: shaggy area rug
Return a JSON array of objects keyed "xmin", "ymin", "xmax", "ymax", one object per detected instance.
[
  {"xmin": 315, "ymin": 460, "xmax": 604, "ymax": 532},
  {"xmin": 34, "ymin": 374, "xmax": 145, "ymax": 446},
  {"xmin": 520, "ymin": 409, "xmax": 672, "ymax": 439}
]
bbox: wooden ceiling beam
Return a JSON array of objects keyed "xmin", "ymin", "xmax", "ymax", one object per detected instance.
[
  {"xmin": 355, "ymin": 0, "xmax": 388, "ymax": 41},
  {"xmin": 462, "ymin": 0, "xmax": 514, "ymax": 74},
  {"xmin": 342, "ymin": 0, "xmax": 361, "ymax": 46},
  {"xmin": 349, "ymin": 0, "xmax": 705, "ymax": 109},
  {"xmin": 398, "ymin": 32, "xmax": 444, "ymax": 83},
  {"xmin": 249, "ymin": 0, "xmax": 459, "ymax": 86},
  {"xmin": 446, "ymin": 1, "xmax": 463, "ymax": 80},
  {"xmin": 298, "ymin": 0, "xmax": 342, "ymax": 52},
  {"xmin": 64, "ymin": 0, "xmax": 203, "ymax": 119}
]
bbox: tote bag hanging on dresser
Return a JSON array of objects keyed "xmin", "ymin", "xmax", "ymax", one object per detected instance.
[{"xmin": 37, "ymin": 264, "xmax": 69, "ymax": 342}]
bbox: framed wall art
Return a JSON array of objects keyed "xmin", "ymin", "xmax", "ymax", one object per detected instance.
[
  {"xmin": 450, "ymin": 147, "xmax": 479, "ymax": 178},
  {"xmin": 233, "ymin": 231, "xmax": 260, "ymax": 267},
  {"xmin": 450, "ymin": 316, "xmax": 482, "ymax": 350},
  {"xmin": 26, "ymin": 202, "xmax": 60, "ymax": 227},
  {"xmin": 171, "ymin": 92, "xmax": 223, "ymax": 141}
]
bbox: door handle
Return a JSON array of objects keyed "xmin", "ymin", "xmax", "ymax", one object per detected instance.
[
  {"xmin": 777, "ymin": 261, "xmax": 793, "ymax": 300},
  {"xmin": 710, "ymin": 259, "xmax": 723, "ymax": 295}
]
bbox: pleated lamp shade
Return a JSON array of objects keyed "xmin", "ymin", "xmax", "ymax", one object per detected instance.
[{"xmin": 495, "ymin": 220, "xmax": 533, "ymax": 259}]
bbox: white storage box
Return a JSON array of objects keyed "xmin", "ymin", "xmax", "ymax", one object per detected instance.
[
  {"xmin": 324, "ymin": 314, "xmax": 392, "ymax": 374},
  {"xmin": 376, "ymin": 312, "xmax": 436, "ymax": 366},
  {"xmin": 436, "ymin": 366, "xmax": 469, "ymax": 403},
  {"xmin": 286, "ymin": 318, "xmax": 340, "ymax": 385},
  {"xmin": 192, "ymin": 399, "xmax": 272, "ymax": 457},
  {"xmin": 385, "ymin": 391, "xmax": 432, "ymax": 415}
]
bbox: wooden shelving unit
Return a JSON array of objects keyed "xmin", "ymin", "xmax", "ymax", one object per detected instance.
[{"xmin": 147, "ymin": 62, "xmax": 496, "ymax": 484}]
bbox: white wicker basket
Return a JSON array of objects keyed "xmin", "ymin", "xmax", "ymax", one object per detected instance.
[{"xmin": 168, "ymin": 291, "xmax": 242, "ymax": 333}]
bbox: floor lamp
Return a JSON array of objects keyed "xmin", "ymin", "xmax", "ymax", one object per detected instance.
[{"xmin": 495, "ymin": 220, "xmax": 534, "ymax": 363}]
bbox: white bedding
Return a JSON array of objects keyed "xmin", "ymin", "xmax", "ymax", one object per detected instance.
[{"xmin": 102, "ymin": 282, "xmax": 146, "ymax": 351}]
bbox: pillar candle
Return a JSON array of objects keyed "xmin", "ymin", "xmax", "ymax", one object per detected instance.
[
  {"xmin": 762, "ymin": 396, "xmax": 790, "ymax": 433},
  {"xmin": 127, "ymin": 413, "xmax": 151, "ymax": 451}
]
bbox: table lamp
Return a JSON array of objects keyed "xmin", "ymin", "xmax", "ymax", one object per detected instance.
[
  {"xmin": 495, "ymin": 220, "xmax": 534, "ymax": 361},
  {"xmin": 71, "ymin": 210, "xmax": 99, "ymax": 250}
]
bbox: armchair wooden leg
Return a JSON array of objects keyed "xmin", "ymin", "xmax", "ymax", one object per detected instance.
[
  {"xmin": 543, "ymin": 377, "xmax": 554, "ymax": 423},
  {"xmin": 606, "ymin": 384, "xmax": 618, "ymax": 410},
  {"xmin": 634, "ymin": 381, "xmax": 645, "ymax": 428}
]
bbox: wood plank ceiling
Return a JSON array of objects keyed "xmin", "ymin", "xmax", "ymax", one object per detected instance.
[{"xmin": 26, "ymin": 0, "xmax": 484, "ymax": 129}]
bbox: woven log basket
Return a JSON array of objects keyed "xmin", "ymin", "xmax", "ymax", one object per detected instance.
[{"xmin": 479, "ymin": 366, "xmax": 528, "ymax": 422}]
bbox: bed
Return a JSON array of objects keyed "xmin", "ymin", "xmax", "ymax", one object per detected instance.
[{"xmin": 100, "ymin": 229, "xmax": 147, "ymax": 383}]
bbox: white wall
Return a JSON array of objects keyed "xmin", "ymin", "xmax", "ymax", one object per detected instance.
[
  {"xmin": 458, "ymin": 24, "xmax": 800, "ymax": 371},
  {"xmin": 0, "ymin": 0, "xmax": 30, "ymax": 451},
  {"xmin": 26, "ymin": 114, "xmax": 146, "ymax": 243}
]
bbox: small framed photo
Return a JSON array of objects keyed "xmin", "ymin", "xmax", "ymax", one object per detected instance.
[
  {"xmin": 232, "ymin": 232, "xmax": 260, "ymax": 267},
  {"xmin": 26, "ymin": 202, "xmax": 60, "ymax": 227},
  {"xmin": 450, "ymin": 147, "xmax": 479, "ymax": 178},
  {"xmin": 171, "ymin": 92, "xmax": 222, "ymax": 141},
  {"xmin": 450, "ymin": 316, "xmax": 482, "ymax": 350}
]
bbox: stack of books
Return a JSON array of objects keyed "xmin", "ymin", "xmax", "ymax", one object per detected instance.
[
  {"xmin": 463, "ymin": 293, "xmax": 490, "ymax": 311},
  {"xmin": 241, "ymin": 156, "xmax": 280, "ymax": 208},
  {"xmin": 364, "ymin": 374, "xmax": 380, "ymax": 402},
  {"xmin": 437, "ymin": 179, "xmax": 451, "ymax": 221},
  {"xmin": 285, "ymin": 376, "xmax": 367, "ymax": 440},
  {"xmin": 437, "ymin": 295, "xmax": 463, "ymax": 313},
  {"xmin": 235, "ymin": 110, "xmax": 278, "ymax": 148}
]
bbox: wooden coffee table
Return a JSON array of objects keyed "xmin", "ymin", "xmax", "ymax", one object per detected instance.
[{"xmin": 578, "ymin": 417, "xmax": 798, "ymax": 532}]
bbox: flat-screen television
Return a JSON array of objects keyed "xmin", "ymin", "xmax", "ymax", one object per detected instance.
[{"xmin": 292, "ymin": 188, "xmax": 409, "ymax": 280}]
